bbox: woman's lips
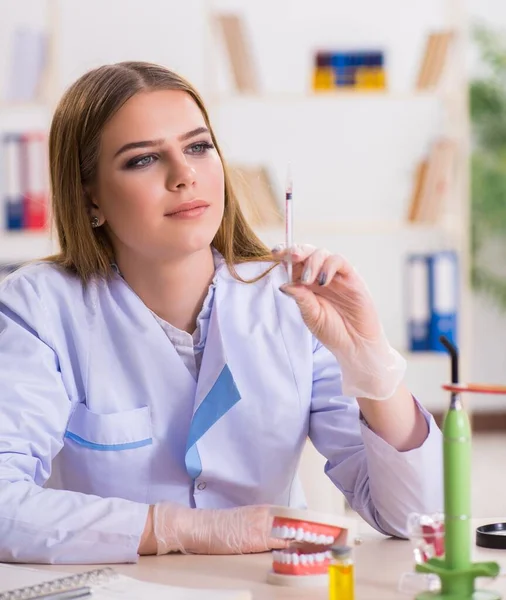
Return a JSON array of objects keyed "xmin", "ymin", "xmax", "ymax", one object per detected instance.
[{"xmin": 165, "ymin": 200, "xmax": 209, "ymax": 219}]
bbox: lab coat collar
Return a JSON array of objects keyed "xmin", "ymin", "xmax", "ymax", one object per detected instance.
[{"xmin": 184, "ymin": 271, "xmax": 241, "ymax": 479}]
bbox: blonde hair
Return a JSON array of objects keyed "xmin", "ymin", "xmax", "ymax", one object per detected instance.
[{"xmin": 47, "ymin": 61, "xmax": 276, "ymax": 283}]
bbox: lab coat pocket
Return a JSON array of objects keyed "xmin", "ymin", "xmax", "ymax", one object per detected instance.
[{"xmin": 62, "ymin": 403, "xmax": 153, "ymax": 503}]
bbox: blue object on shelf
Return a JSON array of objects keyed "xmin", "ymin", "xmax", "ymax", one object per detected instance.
[
  {"xmin": 2, "ymin": 133, "xmax": 24, "ymax": 230},
  {"xmin": 407, "ymin": 254, "xmax": 431, "ymax": 352},
  {"xmin": 428, "ymin": 250, "xmax": 458, "ymax": 353}
]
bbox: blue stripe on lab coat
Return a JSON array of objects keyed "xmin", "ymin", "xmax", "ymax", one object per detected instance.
[
  {"xmin": 185, "ymin": 364, "xmax": 241, "ymax": 479},
  {"xmin": 185, "ymin": 444, "xmax": 203, "ymax": 480},
  {"xmin": 64, "ymin": 431, "xmax": 153, "ymax": 451}
]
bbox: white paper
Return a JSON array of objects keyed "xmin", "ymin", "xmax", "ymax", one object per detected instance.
[
  {"xmin": 0, "ymin": 564, "xmax": 252, "ymax": 600},
  {"xmin": 94, "ymin": 574, "xmax": 252, "ymax": 600}
]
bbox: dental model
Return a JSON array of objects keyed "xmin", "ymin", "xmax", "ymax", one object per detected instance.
[{"xmin": 267, "ymin": 506, "xmax": 358, "ymax": 587}]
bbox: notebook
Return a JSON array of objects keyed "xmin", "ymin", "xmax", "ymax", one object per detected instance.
[{"xmin": 0, "ymin": 563, "xmax": 252, "ymax": 600}]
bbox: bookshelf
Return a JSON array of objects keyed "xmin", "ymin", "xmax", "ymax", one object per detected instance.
[{"xmin": 0, "ymin": 0, "xmax": 57, "ymax": 267}]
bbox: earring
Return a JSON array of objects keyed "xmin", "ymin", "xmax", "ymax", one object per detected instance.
[{"xmin": 91, "ymin": 216, "xmax": 100, "ymax": 228}]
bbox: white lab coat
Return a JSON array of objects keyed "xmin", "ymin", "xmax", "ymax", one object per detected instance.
[{"xmin": 0, "ymin": 256, "xmax": 443, "ymax": 564}]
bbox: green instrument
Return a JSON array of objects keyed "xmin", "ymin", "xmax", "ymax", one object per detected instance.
[{"xmin": 415, "ymin": 336, "xmax": 500, "ymax": 600}]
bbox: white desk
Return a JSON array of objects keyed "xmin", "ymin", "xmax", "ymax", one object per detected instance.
[{"xmin": 23, "ymin": 518, "xmax": 506, "ymax": 600}]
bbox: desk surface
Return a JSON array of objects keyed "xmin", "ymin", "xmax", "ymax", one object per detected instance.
[{"xmin": 26, "ymin": 518, "xmax": 506, "ymax": 600}]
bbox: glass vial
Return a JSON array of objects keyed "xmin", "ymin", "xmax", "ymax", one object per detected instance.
[{"xmin": 329, "ymin": 545, "xmax": 355, "ymax": 600}]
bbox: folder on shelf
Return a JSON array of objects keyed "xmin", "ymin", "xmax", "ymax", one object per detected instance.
[
  {"xmin": 407, "ymin": 159, "xmax": 428, "ymax": 222},
  {"xmin": 2, "ymin": 134, "xmax": 24, "ymax": 230},
  {"xmin": 5, "ymin": 28, "xmax": 48, "ymax": 102},
  {"xmin": 214, "ymin": 13, "xmax": 259, "ymax": 93},
  {"xmin": 416, "ymin": 31, "xmax": 454, "ymax": 90},
  {"xmin": 406, "ymin": 254, "xmax": 431, "ymax": 352},
  {"xmin": 407, "ymin": 138, "xmax": 457, "ymax": 223},
  {"xmin": 20, "ymin": 132, "xmax": 48, "ymax": 230},
  {"xmin": 229, "ymin": 165, "xmax": 283, "ymax": 228},
  {"xmin": 428, "ymin": 250, "xmax": 458, "ymax": 352}
]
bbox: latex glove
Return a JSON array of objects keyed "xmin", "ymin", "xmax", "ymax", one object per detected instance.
[
  {"xmin": 153, "ymin": 503, "xmax": 290, "ymax": 555},
  {"xmin": 275, "ymin": 244, "xmax": 406, "ymax": 401}
]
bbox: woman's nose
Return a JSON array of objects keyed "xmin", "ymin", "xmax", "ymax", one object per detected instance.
[{"xmin": 166, "ymin": 160, "xmax": 196, "ymax": 191}]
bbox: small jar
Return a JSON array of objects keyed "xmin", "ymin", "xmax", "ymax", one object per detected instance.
[{"xmin": 329, "ymin": 545, "xmax": 354, "ymax": 600}]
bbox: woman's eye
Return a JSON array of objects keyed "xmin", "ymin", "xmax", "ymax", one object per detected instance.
[
  {"xmin": 126, "ymin": 155, "xmax": 156, "ymax": 169},
  {"xmin": 187, "ymin": 142, "xmax": 214, "ymax": 155}
]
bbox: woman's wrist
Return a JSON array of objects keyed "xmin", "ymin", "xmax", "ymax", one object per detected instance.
[{"xmin": 138, "ymin": 504, "xmax": 158, "ymax": 555}]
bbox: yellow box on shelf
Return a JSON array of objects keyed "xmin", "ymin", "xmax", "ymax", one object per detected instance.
[
  {"xmin": 354, "ymin": 67, "xmax": 387, "ymax": 90},
  {"xmin": 312, "ymin": 67, "xmax": 335, "ymax": 91}
]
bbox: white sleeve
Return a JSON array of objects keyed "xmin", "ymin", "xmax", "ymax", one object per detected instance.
[{"xmin": 310, "ymin": 341, "xmax": 443, "ymax": 538}]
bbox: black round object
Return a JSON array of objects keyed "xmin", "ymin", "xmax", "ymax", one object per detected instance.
[{"xmin": 476, "ymin": 523, "xmax": 506, "ymax": 549}]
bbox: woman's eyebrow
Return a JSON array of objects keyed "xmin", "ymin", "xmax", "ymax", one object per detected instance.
[
  {"xmin": 114, "ymin": 138, "xmax": 164, "ymax": 158},
  {"xmin": 113, "ymin": 127, "xmax": 209, "ymax": 159},
  {"xmin": 178, "ymin": 126, "xmax": 209, "ymax": 142}
]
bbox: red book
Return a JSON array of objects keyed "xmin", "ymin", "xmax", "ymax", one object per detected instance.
[{"xmin": 20, "ymin": 132, "xmax": 48, "ymax": 230}]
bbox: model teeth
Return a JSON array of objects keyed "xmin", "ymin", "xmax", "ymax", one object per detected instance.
[
  {"xmin": 272, "ymin": 551, "xmax": 331, "ymax": 565},
  {"xmin": 271, "ymin": 526, "xmax": 335, "ymax": 545}
]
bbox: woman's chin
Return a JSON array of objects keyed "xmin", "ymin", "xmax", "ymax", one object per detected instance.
[{"xmin": 162, "ymin": 235, "xmax": 217, "ymax": 259}]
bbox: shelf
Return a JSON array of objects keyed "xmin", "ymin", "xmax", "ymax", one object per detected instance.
[
  {"xmin": 0, "ymin": 102, "xmax": 52, "ymax": 130},
  {"xmin": 255, "ymin": 220, "xmax": 460, "ymax": 236},
  {"xmin": 0, "ymin": 102, "xmax": 50, "ymax": 110},
  {"xmin": 208, "ymin": 90, "xmax": 440, "ymax": 104},
  {"xmin": 0, "ymin": 231, "xmax": 56, "ymax": 262}
]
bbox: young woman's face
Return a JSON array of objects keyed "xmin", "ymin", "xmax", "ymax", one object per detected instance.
[{"xmin": 90, "ymin": 89, "xmax": 225, "ymax": 262}]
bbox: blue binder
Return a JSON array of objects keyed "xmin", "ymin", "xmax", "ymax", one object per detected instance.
[
  {"xmin": 2, "ymin": 133, "xmax": 24, "ymax": 230},
  {"xmin": 407, "ymin": 254, "xmax": 431, "ymax": 351},
  {"xmin": 428, "ymin": 250, "xmax": 458, "ymax": 352}
]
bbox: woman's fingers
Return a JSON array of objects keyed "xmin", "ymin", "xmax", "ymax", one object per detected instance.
[
  {"xmin": 272, "ymin": 244, "xmax": 355, "ymax": 287},
  {"xmin": 296, "ymin": 248, "xmax": 331, "ymax": 285},
  {"xmin": 271, "ymin": 243, "xmax": 317, "ymax": 263},
  {"xmin": 314, "ymin": 253, "xmax": 355, "ymax": 287}
]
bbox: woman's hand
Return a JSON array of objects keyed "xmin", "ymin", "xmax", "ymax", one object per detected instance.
[
  {"xmin": 274, "ymin": 244, "xmax": 381, "ymax": 356},
  {"xmin": 274, "ymin": 244, "xmax": 406, "ymax": 401},
  {"xmin": 151, "ymin": 503, "xmax": 290, "ymax": 555}
]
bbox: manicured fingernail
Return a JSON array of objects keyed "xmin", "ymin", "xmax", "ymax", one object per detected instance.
[
  {"xmin": 271, "ymin": 244, "xmax": 284, "ymax": 253},
  {"xmin": 319, "ymin": 272, "xmax": 327, "ymax": 286},
  {"xmin": 279, "ymin": 285, "xmax": 291, "ymax": 296},
  {"xmin": 301, "ymin": 267, "xmax": 311, "ymax": 283}
]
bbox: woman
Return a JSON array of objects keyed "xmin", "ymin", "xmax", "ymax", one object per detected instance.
[{"xmin": 0, "ymin": 61, "xmax": 442, "ymax": 564}]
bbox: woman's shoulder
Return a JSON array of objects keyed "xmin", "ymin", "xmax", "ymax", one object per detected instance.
[
  {"xmin": 0, "ymin": 261, "xmax": 95, "ymax": 321},
  {"xmin": 0, "ymin": 260, "xmax": 82, "ymax": 295}
]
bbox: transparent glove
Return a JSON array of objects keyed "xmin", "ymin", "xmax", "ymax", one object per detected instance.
[
  {"xmin": 332, "ymin": 326, "xmax": 407, "ymax": 401},
  {"xmin": 275, "ymin": 243, "xmax": 407, "ymax": 401},
  {"xmin": 153, "ymin": 502, "xmax": 290, "ymax": 555}
]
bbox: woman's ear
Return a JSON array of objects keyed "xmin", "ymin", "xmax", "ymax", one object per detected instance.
[{"xmin": 85, "ymin": 187, "xmax": 106, "ymax": 228}]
